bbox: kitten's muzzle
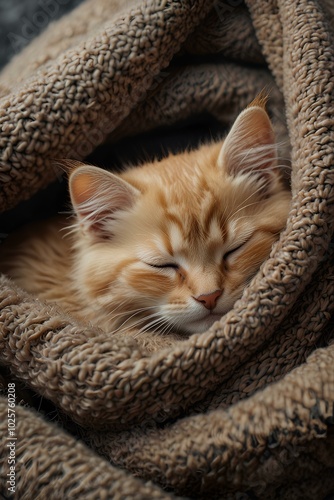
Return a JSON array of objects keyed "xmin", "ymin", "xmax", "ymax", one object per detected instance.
[{"xmin": 193, "ymin": 289, "xmax": 223, "ymax": 311}]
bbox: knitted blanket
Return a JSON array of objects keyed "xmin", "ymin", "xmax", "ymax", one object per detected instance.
[{"xmin": 1, "ymin": 0, "xmax": 334, "ymax": 498}]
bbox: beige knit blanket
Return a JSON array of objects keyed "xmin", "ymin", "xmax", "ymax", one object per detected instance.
[{"xmin": 1, "ymin": 0, "xmax": 334, "ymax": 498}]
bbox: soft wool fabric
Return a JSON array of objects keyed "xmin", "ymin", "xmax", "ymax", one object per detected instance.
[{"xmin": 1, "ymin": 0, "xmax": 334, "ymax": 498}]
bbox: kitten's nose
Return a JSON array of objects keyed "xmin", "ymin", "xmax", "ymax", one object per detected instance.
[{"xmin": 194, "ymin": 289, "xmax": 222, "ymax": 311}]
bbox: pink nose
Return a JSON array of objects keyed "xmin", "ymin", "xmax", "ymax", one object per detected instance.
[{"xmin": 194, "ymin": 289, "xmax": 222, "ymax": 311}]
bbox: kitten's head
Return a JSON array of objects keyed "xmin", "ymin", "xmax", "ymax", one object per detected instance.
[{"xmin": 69, "ymin": 101, "xmax": 290, "ymax": 335}]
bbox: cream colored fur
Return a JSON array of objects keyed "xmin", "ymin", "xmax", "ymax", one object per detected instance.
[{"xmin": 0, "ymin": 102, "xmax": 291, "ymax": 349}]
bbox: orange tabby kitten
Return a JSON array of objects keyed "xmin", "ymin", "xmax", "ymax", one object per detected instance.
[{"xmin": 0, "ymin": 100, "xmax": 290, "ymax": 343}]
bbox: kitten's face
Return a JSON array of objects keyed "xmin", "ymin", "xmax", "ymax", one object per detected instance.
[{"xmin": 70, "ymin": 102, "xmax": 290, "ymax": 335}]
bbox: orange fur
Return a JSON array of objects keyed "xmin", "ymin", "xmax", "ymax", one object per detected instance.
[{"xmin": 0, "ymin": 102, "xmax": 291, "ymax": 339}]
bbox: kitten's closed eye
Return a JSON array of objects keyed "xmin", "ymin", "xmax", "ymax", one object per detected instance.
[
  {"xmin": 146, "ymin": 262, "xmax": 179, "ymax": 270},
  {"xmin": 223, "ymin": 241, "xmax": 248, "ymax": 260}
]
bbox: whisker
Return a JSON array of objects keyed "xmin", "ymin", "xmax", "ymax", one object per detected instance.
[
  {"xmin": 134, "ymin": 320, "xmax": 168, "ymax": 338},
  {"xmin": 134, "ymin": 314, "xmax": 170, "ymax": 337},
  {"xmin": 108, "ymin": 304, "xmax": 158, "ymax": 321},
  {"xmin": 104, "ymin": 298, "xmax": 132, "ymax": 319},
  {"xmin": 115, "ymin": 311, "xmax": 162, "ymax": 335},
  {"xmin": 158, "ymin": 320, "xmax": 175, "ymax": 337}
]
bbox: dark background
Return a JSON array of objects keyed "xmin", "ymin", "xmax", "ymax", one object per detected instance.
[{"xmin": 0, "ymin": 0, "xmax": 83, "ymax": 69}]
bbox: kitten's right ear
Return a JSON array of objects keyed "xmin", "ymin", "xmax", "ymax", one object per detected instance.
[
  {"xmin": 217, "ymin": 103, "xmax": 277, "ymax": 188},
  {"xmin": 69, "ymin": 164, "xmax": 140, "ymax": 238}
]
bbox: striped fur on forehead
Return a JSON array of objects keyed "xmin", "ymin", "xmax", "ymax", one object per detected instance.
[
  {"xmin": 123, "ymin": 140, "xmax": 276, "ymax": 261},
  {"xmin": 163, "ymin": 192, "xmax": 229, "ymax": 253}
]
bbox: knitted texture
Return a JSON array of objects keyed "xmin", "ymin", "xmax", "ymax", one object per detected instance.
[{"xmin": 1, "ymin": 0, "xmax": 334, "ymax": 498}]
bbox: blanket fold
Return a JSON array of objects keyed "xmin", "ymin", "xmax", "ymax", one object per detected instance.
[
  {"xmin": 1, "ymin": 0, "xmax": 334, "ymax": 498},
  {"xmin": 85, "ymin": 344, "xmax": 334, "ymax": 497}
]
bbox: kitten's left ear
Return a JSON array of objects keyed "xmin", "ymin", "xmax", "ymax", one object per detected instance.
[
  {"xmin": 217, "ymin": 104, "xmax": 277, "ymax": 184},
  {"xmin": 69, "ymin": 164, "xmax": 140, "ymax": 238}
]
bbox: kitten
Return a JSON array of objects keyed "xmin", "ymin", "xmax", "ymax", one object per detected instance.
[{"xmin": 0, "ymin": 99, "xmax": 290, "ymax": 345}]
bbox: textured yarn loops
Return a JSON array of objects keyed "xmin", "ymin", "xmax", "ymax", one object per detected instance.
[{"xmin": 1, "ymin": 0, "xmax": 334, "ymax": 498}]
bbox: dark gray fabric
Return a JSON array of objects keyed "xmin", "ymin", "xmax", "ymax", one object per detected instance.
[{"xmin": 0, "ymin": 0, "xmax": 83, "ymax": 69}]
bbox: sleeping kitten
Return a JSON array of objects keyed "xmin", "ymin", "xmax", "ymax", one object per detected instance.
[{"xmin": 0, "ymin": 99, "xmax": 290, "ymax": 342}]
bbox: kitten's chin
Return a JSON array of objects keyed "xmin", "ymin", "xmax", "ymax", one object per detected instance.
[{"xmin": 181, "ymin": 313, "xmax": 224, "ymax": 334}]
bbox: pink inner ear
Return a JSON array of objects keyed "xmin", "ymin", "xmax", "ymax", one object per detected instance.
[
  {"xmin": 69, "ymin": 165, "xmax": 140, "ymax": 238},
  {"xmin": 247, "ymin": 109, "xmax": 275, "ymax": 156},
  {"xmin": 218, "ymin": 106, "xmax": 277, "ymax": 177},
  {"xmin": 70, "ymin": 171, "xmax": 110, "ymax": 236},
  {"xmin": 70, "ymin": 171, "xmax": 97, "ymax": 206}
]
